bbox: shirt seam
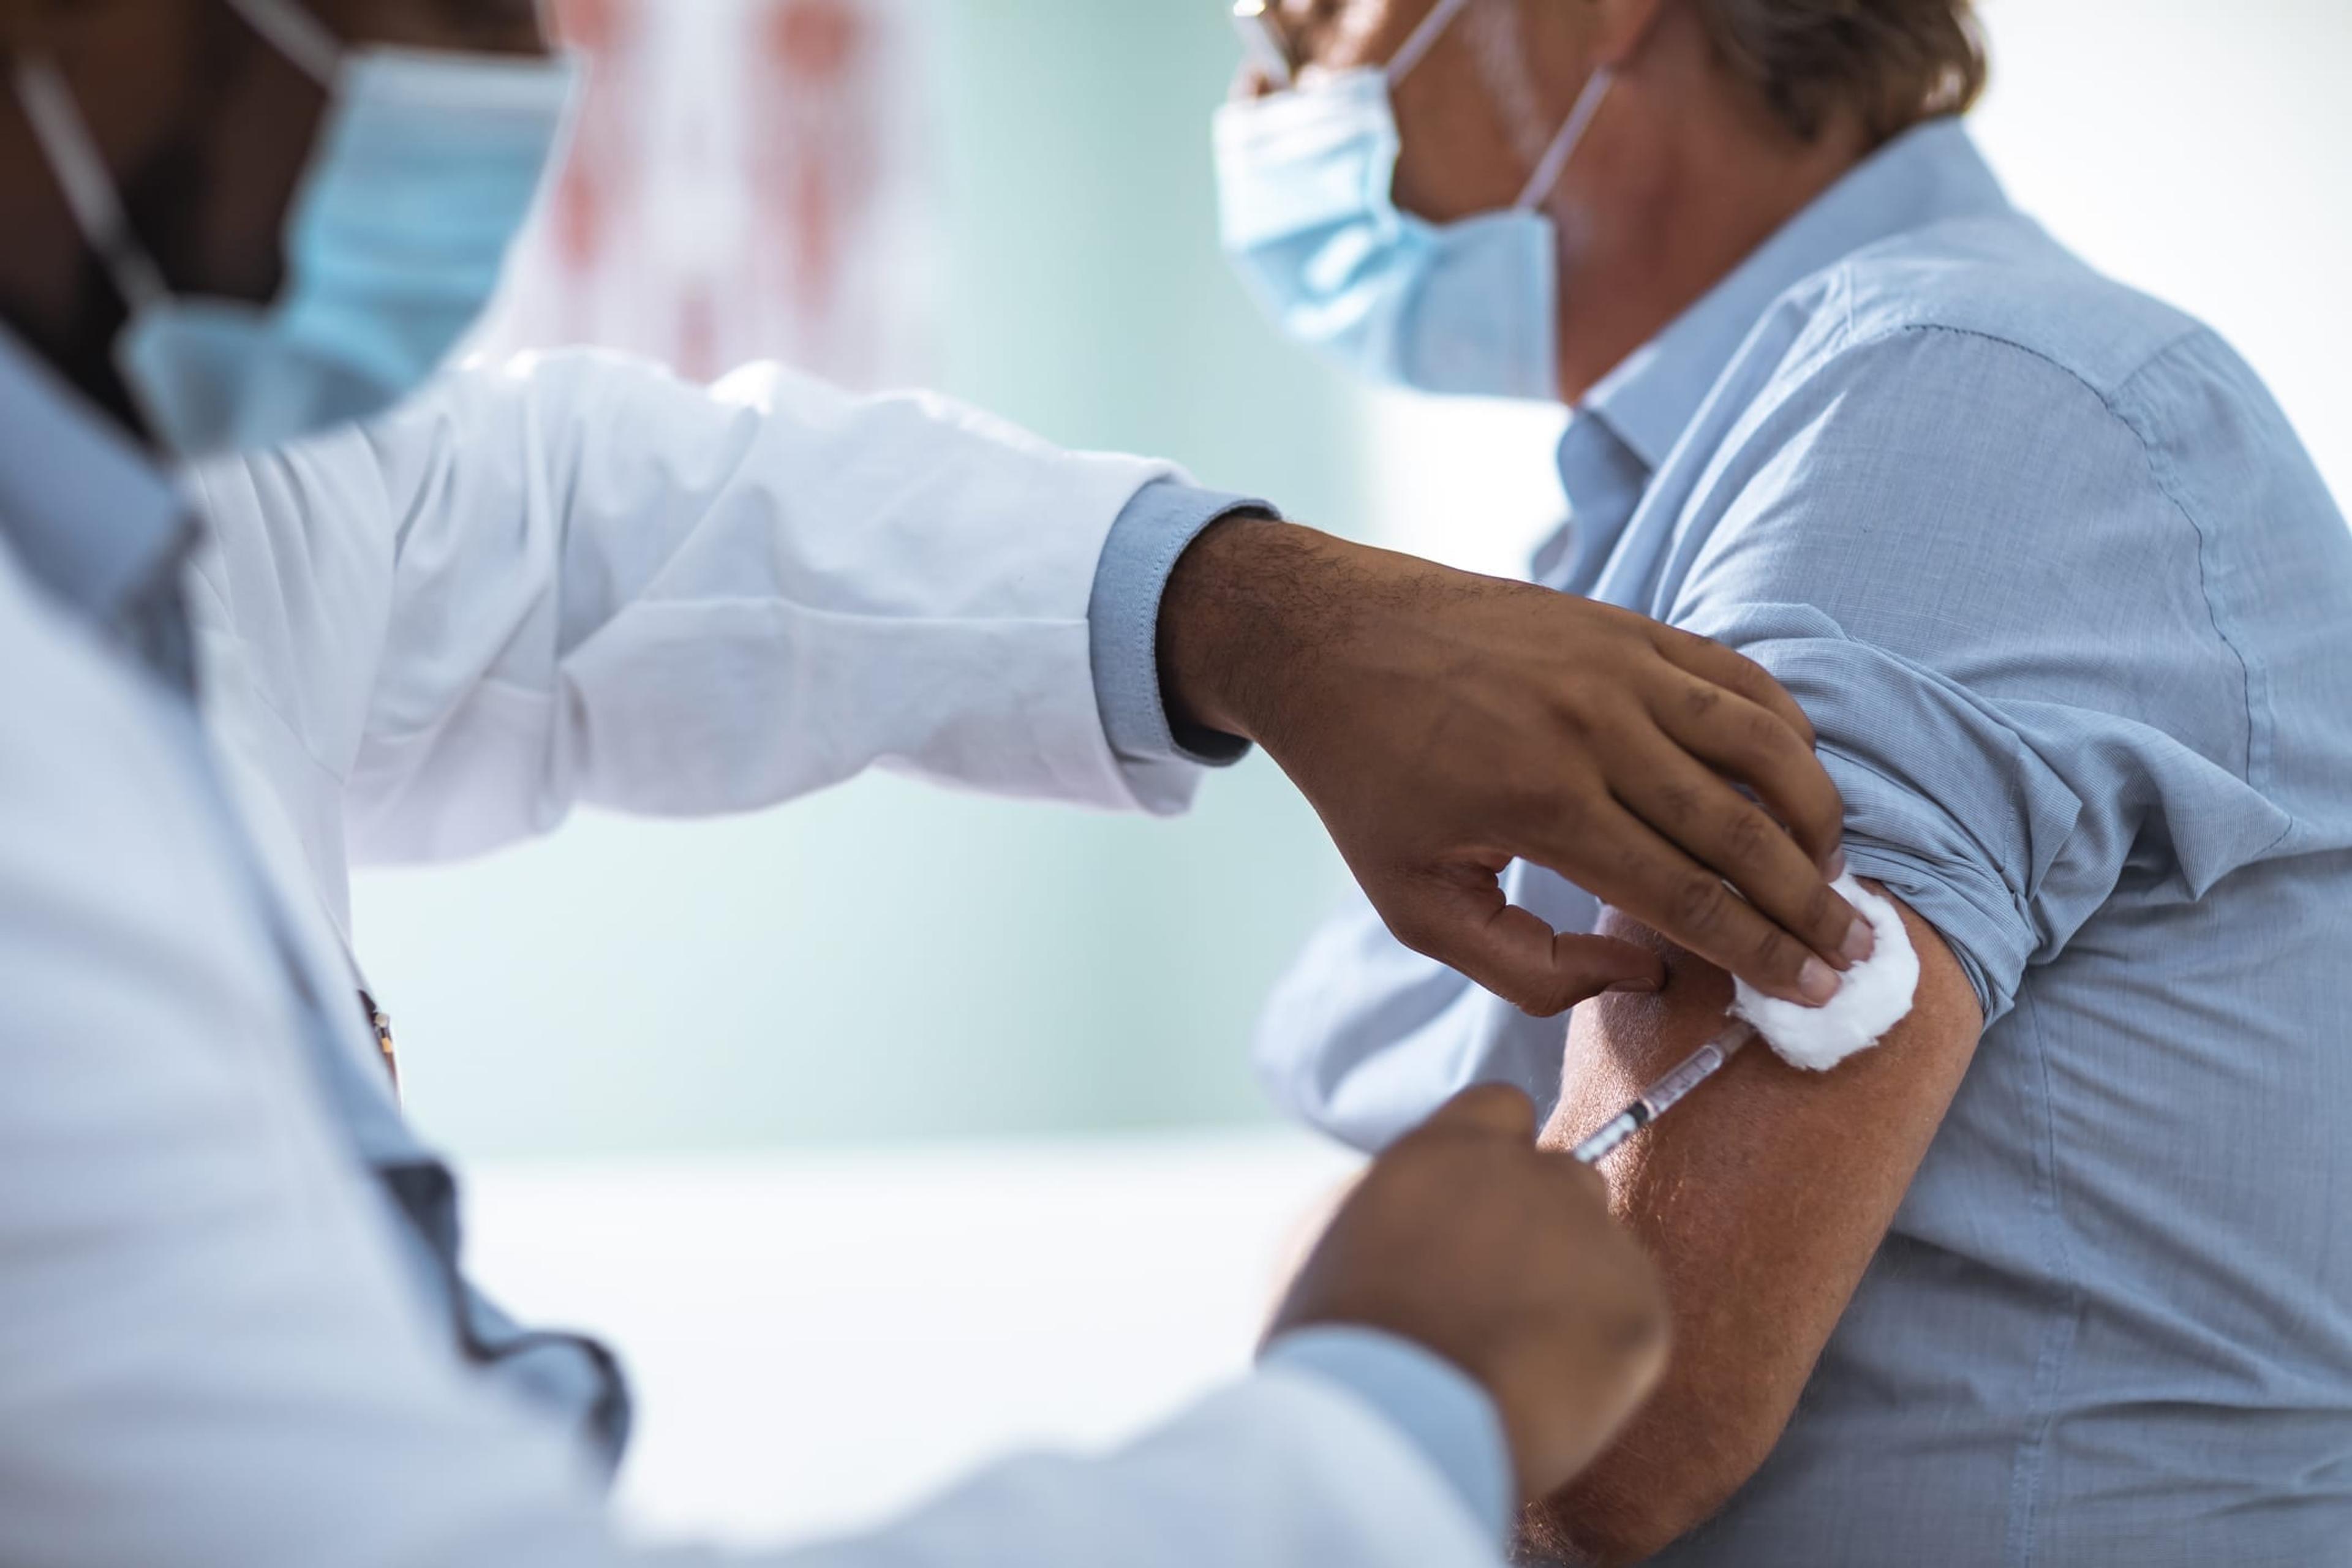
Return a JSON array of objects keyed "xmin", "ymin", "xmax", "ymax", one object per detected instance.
[
  {"xmin": 2001, "ymin": 988, "xmax": 2084, "ymax": 1568},
  {"xmin": 1812, "ymin": 318, "xmax": 2268, "ymax": 811},
  {"xmin": 183, "ymin": 556, "xmax": 360, "ymax": 792},
  {"xmin": 2107, "ymin": 345, "xmax": 2282, "ymax": 815},
  {"xmin": 179, "ymin": 463, "xmax": 369, "ymax": 792}
]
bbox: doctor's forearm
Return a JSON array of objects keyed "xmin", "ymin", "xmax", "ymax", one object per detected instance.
[{"xmin": 1154, "ymin": 510, "xmax": 1345, "ymax": 747}]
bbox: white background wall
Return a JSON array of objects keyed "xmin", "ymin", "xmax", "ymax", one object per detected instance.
[{"xmin": 360, "ymin": 0, "xmax": 2352, "ymax": 1165}]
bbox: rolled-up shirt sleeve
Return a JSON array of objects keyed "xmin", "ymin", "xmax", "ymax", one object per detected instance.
[{"xmin": 1666, "ymin": 325, "xmax": 2289, "ymax": 1024}]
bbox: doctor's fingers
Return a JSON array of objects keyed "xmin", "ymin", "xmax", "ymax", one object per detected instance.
[
  {"xmin": 1646, "ymin": 641, "xmax": 1843, "ymax": 869},
  {"xmin": 1611, "ymin": 732, "xmax": 1868, "ymax": 971},
  {"xmin": 1647, "ymin": 623, "xmax": 1818, "ymax": 749},
  {"xmin": 1372, "ymin": 861, "xmax": 1665, "ymax": 1019},
  {"xmin": 1522, "ymin": 800, "xmax": 1844, "ymax": 1008}
]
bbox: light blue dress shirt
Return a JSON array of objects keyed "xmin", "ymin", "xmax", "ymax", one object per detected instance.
[{"xmin": 1257, "ymin": 117, "xmax": 2352, "ymax": 1563}]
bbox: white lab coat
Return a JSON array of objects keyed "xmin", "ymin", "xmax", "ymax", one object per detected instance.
[{"xmin": 0, "ymin": 349, "xmax": 1501, "ymax": 1567}]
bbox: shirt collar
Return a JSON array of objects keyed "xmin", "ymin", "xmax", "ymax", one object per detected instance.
[
  {"xmin": 1569, "ymin": 116, "xmax": 2014, "ymax": 479},
  {"xmin": 0, "ymin": 322, "xmax": 190, "ymax": 622}
]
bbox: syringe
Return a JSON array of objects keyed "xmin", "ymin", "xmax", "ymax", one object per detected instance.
[{"xmin": 1572, "ymin": 1020, "xmax": 1756, "ymax": 1165}]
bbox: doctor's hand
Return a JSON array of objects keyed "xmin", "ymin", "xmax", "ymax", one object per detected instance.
[
  {"xmin": 1158, "ymin": 516, "xmax": 1868, "ymax": 1013},
  {"xmin": 1266, "ymin": 1084, "xmax": 1670, "ymax": 1508}
]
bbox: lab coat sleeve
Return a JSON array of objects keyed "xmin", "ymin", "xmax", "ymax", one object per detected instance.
[
  {"xmin": 734, "ymin": 1368, "xmax": 1506, "ymax": 1568},
  {"xmin": 184, "ymin": 349, "xmax": 1199, "ymax": 866},
  {"xmin": 1261, "ymin": 1326, "xmax": 1515, "ymax": 1537},
  {"xmin": 0, "ymin": 536, "xmax": 1493, "ymax": 1568}
]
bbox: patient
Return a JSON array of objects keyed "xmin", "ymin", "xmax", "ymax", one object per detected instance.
[{"xmin": 1246, "ymin": 0, "xmax": 2352, "ymax": 1561}]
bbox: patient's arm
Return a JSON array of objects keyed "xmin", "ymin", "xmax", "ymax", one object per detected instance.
[{"xmin": 1525, "ymin": 884, "xmax": 1983, "ymax": 1564}]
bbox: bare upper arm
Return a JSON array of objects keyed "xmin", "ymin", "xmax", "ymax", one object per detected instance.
[{"xmin": 1524, "ymin": 884, "xmax": 1983, "ymax": 1564}]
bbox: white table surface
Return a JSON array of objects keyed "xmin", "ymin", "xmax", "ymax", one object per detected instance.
[{"xmin": 462, "ymin": 1128, "xmax": 1364, "ymax": 1549}]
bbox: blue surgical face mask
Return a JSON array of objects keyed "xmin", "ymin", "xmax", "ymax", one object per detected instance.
[
  {"xmin": 1213, "ymin": 0, "xmax": 1611, "ymax": 402},
  {"xmin": 12, "ymin": 0, "xmax": 577, "ymax": 459}
]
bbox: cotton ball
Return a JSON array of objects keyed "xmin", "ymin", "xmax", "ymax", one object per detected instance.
[{"xmin": 1732, "ymin": 875, "xmax": 1919, "ymax": 1072}]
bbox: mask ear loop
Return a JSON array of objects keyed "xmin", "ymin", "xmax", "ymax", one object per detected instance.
[
  {"xmin": 1515, "ymin": 64, "xmax": 1615, "ymax": 211},
  {"xmin": 1387, "ymin": 0, "xmax": 1478, "ymax": 83},
  {"xmin": 219, "ymin": 0, "xmax": 344, "ymax": 88},
  {"xmin": 9, "ymin": 56, "xmax": 168, "ymax": 314}
]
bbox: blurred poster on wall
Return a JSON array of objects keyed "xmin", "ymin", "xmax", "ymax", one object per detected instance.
[{"xmin": 475, "ymin": 0, "xmax": 938, "ymax": 391}]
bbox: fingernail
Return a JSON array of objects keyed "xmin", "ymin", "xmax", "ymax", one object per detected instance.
[
  {"xmin": 1825, "ymin": 847, "xmax": 1849, "ymax": 882},
  {"xmin": 1607, "ymin": 977, "xmax": 1660, "ymax": 995},
  {"xmin": 1799, "ymin": 958, "xmax": 1841, "ymax": 1006},
  {"xmin": 1841, "ymin": 918, "xmax": 1876, "ymax": 965}
]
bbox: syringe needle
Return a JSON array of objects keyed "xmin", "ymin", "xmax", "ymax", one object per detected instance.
[{"xmin": 1571, "ymin": 1020, "xmax": 1756, "ymax": 1166}]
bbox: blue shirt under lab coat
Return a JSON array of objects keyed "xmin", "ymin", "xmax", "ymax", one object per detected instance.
[{"xmin": 1258, "ymin": 116, "xmax": 2352, "ymax": 1564}]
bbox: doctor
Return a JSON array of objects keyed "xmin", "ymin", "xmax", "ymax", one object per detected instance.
[{"xmin": 0, "ymin": 1, "xmax": 1863, "ymax": 1563}]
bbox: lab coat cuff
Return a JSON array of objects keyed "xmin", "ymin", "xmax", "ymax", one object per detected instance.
[
  {"xmin": 1088, "ymin": 480, "xmax": 1271, "ymax": 812},
  {"xmin": 1261, "ymin": 1325, "xmax": 1515, "ymax": 1543}
]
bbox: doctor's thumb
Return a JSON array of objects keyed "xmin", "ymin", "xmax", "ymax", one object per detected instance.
[{"xmin": 1378, "ymin": 871, "xmax": 1665, "ymax": 1017}]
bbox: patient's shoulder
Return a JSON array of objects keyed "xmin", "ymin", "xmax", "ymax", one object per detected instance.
[
  {"xmin": 1807, "ymin": 215, "xmax": 2210, "ymax": 401},
  {"xmin": 1672, "ymin": 211, "xmax": 2352, "ymax": 807},
  {"xmin": 1719, "ymin": 213, "xmax": 2348, "ymax": 610},
  {"xmin": 1664, "ymin": 223, "xmax": 2258, "ymax": 734},
  {"xmin": 1710, "ymin": 209, "xmax": 2325, "ymax": 546}
]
